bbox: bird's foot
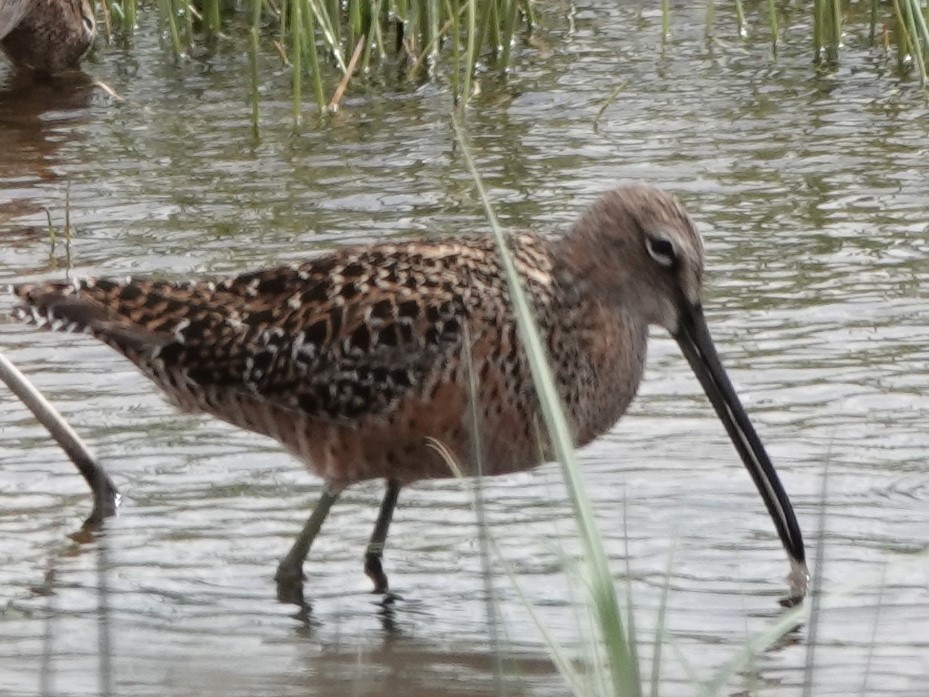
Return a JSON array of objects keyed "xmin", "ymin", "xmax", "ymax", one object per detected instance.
[
  {"xmin": 275, "ymin": 565, "xmax": 307, "ymax": 607},
  {"xmin": 364, "ymin": 552, "xmax": 390, "ymax": 595}
]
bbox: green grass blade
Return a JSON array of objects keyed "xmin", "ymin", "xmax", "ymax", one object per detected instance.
[
  {"xmin": 593, "ymin": 81, "xmax": 627, "ymax": 131},
  {"xmin": 500, "ymin": 0, "xmax": 518, "ymax": 67},
  {"xmin": 305, "ymin": 6, "xmax": 327, "ymax": 112},
  {"xmin": 648, "ymin": 536, "xmax": 678, "ymax": 697},
  {"xmin": 291, "ymin": 0, "xmax": 303, "ymax": 122},
  {"xmin": 462, "ymin": 0, "xmax": 477, "ymax": 103},
  {"xmin": 900, "ymin": 0, "xmax": 929, "ymax": 81},
  {"xmin": 662, "ymin": 0, "xmax": 670, "ymax": 41},
  {"xmin": 813, "ymin": 0, "xmax": 820, "ymax": 56},
  {"xmin": 493, "ymin": 539, "xmax": 589, "ymax": 695},
  {"xmin": 304, "ymin": 0, "xmax": 348, "ymax": 73},
  {"xmin": 206, "ymin": 0, "xmax": 221, "ymax": 35},
  {"xmin": 160, "ymin": 0, "xmax": 184, "ymax": 56},
  {"xmin": 766, "ymin": 0, "xmax": 778, "ymax": 46},
  {"xmin": 249, "ymin": 0, "xmax": 262, "ymax": 137},
  {"xmin": 447, "ymin": 0, "xmax": 461, "ymax": 100},
  {"xmin": 668, "ymin": 637, "xmax": 712, "ymax": 697},
  {"xmin": 705, "ymin": 602, "xmax": 810, "ymax": 695},
  {"xmin": 858, "ymin": 563, "xmax": 887, "ymax": 697}
]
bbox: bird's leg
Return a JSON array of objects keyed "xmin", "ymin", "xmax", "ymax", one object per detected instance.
[
  {"xmin": 364, "ymin": 479, "xmax": 401, "ymax": 594},
  {"xmin": 275, "ymin": 486, "xmax": 340, "ymax": 604}
]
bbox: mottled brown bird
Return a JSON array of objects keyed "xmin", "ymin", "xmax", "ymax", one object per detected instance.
[
  {"xmin": 1, "ymin": 0, "xmax": 95, "ymax": 73},
  {"xmin": 0, "ymin": 0, "xmax": 31, "ymax": 39},
  {"xmin": 12, "ymin": 184, "xmax": 807, "ymax": 604}
]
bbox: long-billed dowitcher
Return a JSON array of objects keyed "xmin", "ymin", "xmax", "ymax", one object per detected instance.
[
  {"xmin": 1, "ymin": 0, "xmax": 95, "ymax": 73},
  {"xmin": 12, "ymin": 183, "xmax": 807, "ymax": 605},
  {"xmin": 0, "ymin": 0, "xmax": 31, "ymax": 40}
]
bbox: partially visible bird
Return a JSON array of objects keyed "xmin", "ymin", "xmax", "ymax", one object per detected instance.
[
  {"xmin": 0, "ymin": 0, "xmax": 31, "ymax": 39},
  {"xmin": 1, "ymin": 0, "xmax": 95, "ymax": 74}
]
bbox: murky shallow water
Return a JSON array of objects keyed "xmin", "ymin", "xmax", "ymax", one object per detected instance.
[{"xmin": 1, "ymin": 2, "xmax": 928, "ymax": 696}]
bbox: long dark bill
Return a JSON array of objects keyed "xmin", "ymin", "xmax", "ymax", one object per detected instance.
[{"xmin": 675, "ymin": 304, "xmax": 807, "ymax": 581}]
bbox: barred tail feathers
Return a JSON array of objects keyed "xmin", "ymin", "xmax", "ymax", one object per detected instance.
[{"xmin": 12, "ymin": 280, "xmax": 167, "ymax": 354}]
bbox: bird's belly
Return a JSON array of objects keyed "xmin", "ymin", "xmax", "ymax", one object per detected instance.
[
  {"xmin": 146, "ymin": 315, "xmax": 646, "ymax": 489},
  {"xmin": 287, "ymin": 383, "xmax": 548, "ymax": 487},
  {"xmin": 165, "ymin": 376, "xmax": 545, "ymax": 488}
]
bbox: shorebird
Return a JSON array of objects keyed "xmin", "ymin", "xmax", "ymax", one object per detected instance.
[
  {"xmin": 12, "ymin": 183, "xmax": 807, "ymax": 604},
  {"xmin": 1, "ymin": 0, "xmax": 95, "ymax": 73}
]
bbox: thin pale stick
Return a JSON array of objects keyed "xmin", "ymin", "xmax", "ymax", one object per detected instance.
[
  {"xmin": 328, "ymin": 36, "xmax": 365, "ymax": 112},
  {"xmin": 0, "ymin": 349, "xmax": 119, "ymax": 526}
]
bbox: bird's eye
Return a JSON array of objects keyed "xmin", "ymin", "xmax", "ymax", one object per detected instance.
[
  {"xmin": 646, "ymin": 236, "xmax": 676, "ymax": 268},
  {"xmin": 80, "ymin": 1, "xmax": 94, "ymax": 33}
]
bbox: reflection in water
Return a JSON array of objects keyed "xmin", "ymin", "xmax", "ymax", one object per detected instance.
[
  {"xmin": 0, "ymin": 70, "xmax": 98, "ymax": 279},
  {"xmin": 0, "ymin": 71, "xmax": 96, "ymax": 167},
  {"xmin": 1, "ymin": 2, "xmax": 929, "ymax": 696},
  {"xmin": 0, "ymin": 69, "xmax": 94, "ymax": 222}
]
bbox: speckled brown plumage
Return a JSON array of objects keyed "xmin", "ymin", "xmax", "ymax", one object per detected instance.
[
  {"xmin": 1, "ymin": 0, "xmax": 95, "ymax": 73},
  {"xmin": 14, "ymin": 232, "xmax": 646, "ymax": 486},
  {"xmin": 0, "ymin": 0, "xmax": 32, "ymax": 39},
  {"xmin": 12, "ymin": 183, "xmax": 808, "ymax": 604}
]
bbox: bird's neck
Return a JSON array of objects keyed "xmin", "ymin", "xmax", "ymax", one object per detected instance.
[{"xmin": 555, "ymin": 217, "xmax": 635, "ymax": 311}]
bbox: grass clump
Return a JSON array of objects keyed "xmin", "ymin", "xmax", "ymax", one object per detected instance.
[
  {"xmin": 92, "ymin": 0, "xmax": 929, "ymax": 125},
  {"xmin": 98, "ymin": 0, "xmax": 533, "ymax": 111},
  {"xmin": 677, "ymin": 0, "xmax": 929, "ymax": 83}
]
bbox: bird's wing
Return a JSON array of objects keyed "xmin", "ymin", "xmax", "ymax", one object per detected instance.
[{"xmin": 14, "ymin": 243, "xmax": 509, "ymax": 423}]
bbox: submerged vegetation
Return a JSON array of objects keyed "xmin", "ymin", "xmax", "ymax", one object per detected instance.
[{"xmin": 92, "ymin": 0, "xmax": 929, "ymax": 121}]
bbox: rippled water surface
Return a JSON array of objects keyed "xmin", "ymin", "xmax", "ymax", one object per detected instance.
[{"xmin": 1, "ymin": 2, "xmax": 928, "ymax": 696}]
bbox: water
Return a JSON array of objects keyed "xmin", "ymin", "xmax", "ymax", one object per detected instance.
[{"xmin": 1, "ymin": 2, "xmax": 928, "ymax": 695}]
